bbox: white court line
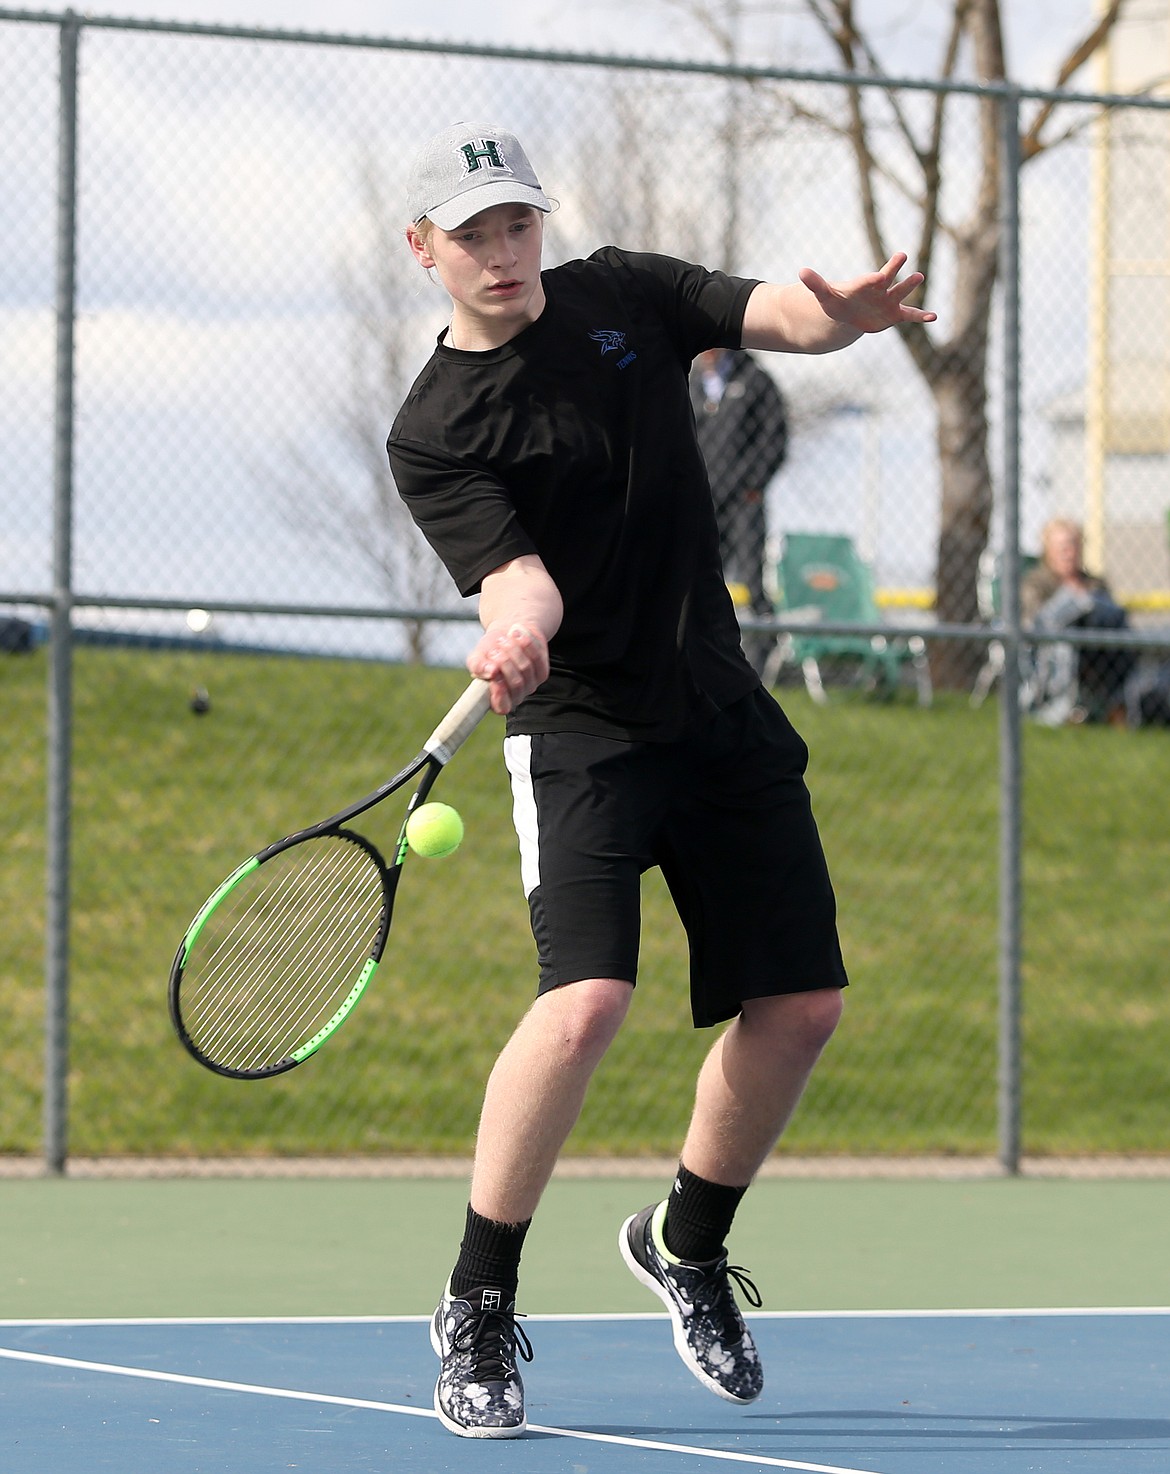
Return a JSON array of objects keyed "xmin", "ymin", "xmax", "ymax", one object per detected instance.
[
  {"xmin": 0, "ymin": 1314, "xmax": 432, "ymax": 1328},
  {"xmin": 0, "ymin": 1345, "xmax": 883, "ymax": 1474},
  {"xmin": 1, "ymin": 1305, "xmax": 1168, "ymax": 1328}
]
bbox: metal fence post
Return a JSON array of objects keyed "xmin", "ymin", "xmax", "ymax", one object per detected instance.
[
  {"xmin": 997, "ymin": 85, "xmax": 1024, "ymax": 1176},
  {"xmin": 44, "ymin": 8, "xmax": 81, "ymax": 1176}
]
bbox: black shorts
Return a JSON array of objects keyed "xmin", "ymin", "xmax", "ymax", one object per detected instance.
[{"xmin": 502, "ymin": 688, "xmax": 848, "ymax": 1027}]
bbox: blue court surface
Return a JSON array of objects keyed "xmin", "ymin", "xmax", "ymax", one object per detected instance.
[{"xmin": 2, "ymin": 1309, "xmax": 1166, "ymax": 1472}]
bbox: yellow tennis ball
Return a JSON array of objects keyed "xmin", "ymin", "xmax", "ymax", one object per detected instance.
[{"xmin": 405, "ymin": 802, "xmax": 464, "ymax": 858}]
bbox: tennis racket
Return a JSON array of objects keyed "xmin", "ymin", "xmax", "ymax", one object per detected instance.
[{"xmin": 168, "ymin": 677, "xmax": 491, "ymax": 1080}]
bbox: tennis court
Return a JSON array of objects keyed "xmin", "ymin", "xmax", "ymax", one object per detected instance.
[
  {"xmin": 5, "ymin": 1308, "xmax": 1168, "ymax": 1473},
  {"xmin": 3, "ymin": 1174, "xmax": 1167, "ymax": 1471}
]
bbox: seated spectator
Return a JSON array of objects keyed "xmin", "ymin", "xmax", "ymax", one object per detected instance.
[{"xmin": 1021, "ymin": 518, "xmax": 1133, "ymax": 725}]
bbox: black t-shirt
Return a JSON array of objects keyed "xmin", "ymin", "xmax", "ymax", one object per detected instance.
[{"xmin": 388, "ymin": 246, "xmax": 762, "ymax": 740}]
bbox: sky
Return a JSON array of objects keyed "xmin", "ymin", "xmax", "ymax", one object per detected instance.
[
  {"xmin": 3, "ymin": 0, "xmax": 1154, "ymax": 639},
  {"xmin": 18, "ymin": 0, "xmax": 1118, "ymax": 87}
]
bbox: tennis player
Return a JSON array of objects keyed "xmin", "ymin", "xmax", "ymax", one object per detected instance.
[{"xmin": 388, "ymin": 121, "xmax": 935, "ymax": 1439}]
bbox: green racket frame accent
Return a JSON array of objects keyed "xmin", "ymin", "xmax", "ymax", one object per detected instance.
[
  {"xmin": 291, "ymin": 956, "xmax": 380, "ymax": 1063},
  {"xmin": 180, "ymin": 856, "xmax": 261, "ymax": 964}
]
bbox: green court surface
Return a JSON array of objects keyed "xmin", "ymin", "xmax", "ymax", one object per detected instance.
[{"xmin": 2, "ymin": 1175, "xmax": 1167, "ymax": 1320}]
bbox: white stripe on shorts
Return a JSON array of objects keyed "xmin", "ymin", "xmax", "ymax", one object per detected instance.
[{"xmin": 503, "ymin": 734, "xmax": 541, "ymax": 899}]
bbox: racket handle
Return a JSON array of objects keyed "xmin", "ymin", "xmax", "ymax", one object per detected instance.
[{"xmin": 424, "ymin": 678, "xmax": 492, "ymax": 764}]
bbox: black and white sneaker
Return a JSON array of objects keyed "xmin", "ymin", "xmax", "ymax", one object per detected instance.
[
  {"xmin": 430, "ymin": 1282, "xmax": 533, "ymax": 1438},
  {"xmin": 619, "ymin": 1201, "xmax": 763, "ymax": 1404}
]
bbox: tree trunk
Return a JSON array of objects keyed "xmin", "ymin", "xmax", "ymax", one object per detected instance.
[
  {"xmin": 932, "ymin": 361, "xmax": 993, "ymax": 688},
  {"xmin": 406, "ymin": 618, "xmax": 428, "ymax": 665}
]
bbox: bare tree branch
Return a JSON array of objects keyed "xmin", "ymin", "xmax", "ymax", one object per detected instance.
[
  {"xmin": 262, "ymin": 152, "xmax": 453, "ymax": 662},
  {"xmin": 1022, "ymin": 0, "xmax": 1124, "ymax": 160},
  {"xmin": 786, "ymin": 0, "xmax": 1126, "ymax": 680}
]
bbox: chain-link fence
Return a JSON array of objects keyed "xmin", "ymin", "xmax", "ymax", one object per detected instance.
[{"xmin": 2, "ymin": 10, "xmax": 1168, "ymax": 1175}]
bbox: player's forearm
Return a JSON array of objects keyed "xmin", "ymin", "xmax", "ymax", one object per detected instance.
[
  {"xmin": 472, "ymin": 555, "xmax": 563, "ymax": 714},
  {"xmin": 479, "ymin": 554, "xmax": 563, "ymax": 645},
  {"xmin": 741, "ymin": 256, "xmax": 934, "ymax": 353},
  {"xmin": 740, "ymin": 282, "xmax": 861, "ymax": 356}
]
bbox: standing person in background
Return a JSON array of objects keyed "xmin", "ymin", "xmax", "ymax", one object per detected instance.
[
  {"xmin": 690, "ymin": 348, "xmax": 789, "ymax": 674},
  {"xmin": 388, "ymin": 119, "xmax": 935, "ymax": 1440}
]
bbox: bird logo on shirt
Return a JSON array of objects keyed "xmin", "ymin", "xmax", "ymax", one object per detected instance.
[
  {"xmin": 590, "ymin": 328, "xmax": 627, "ymax": 355},
  {"xmin": 589, "ymin": 328, "xmax": 638, "ymax": 370}
]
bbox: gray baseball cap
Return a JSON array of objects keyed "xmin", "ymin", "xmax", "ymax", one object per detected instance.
[{"xmin": 407, "ymin": 122, "xmax": 552, "ymax": 231}]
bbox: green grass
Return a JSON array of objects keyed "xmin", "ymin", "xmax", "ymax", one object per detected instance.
[{"xmin": 2, "ymin": 646, "xmax": 1168, "ymax": 1161}]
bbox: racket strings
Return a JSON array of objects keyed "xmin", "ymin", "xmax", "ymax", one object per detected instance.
[
  {"xmin": 200, "ymin": 875, "xmax": 367, "ymax": 1070},
  {"xmin": 205, "ymin": 845, "xmax": 382, "ymax": 1068},
  {"xmin": 179, "ymin": 835, "xmax": 387, "ymax": 1073},
  {"xmin": 199, "ymin": 847, "xmax": 368, "ymax": 1059},
  {"xmin": 190, "ymin": 848, "xmax": 383, "ymax": 1072},
  {"xmin": 192, "ymin": 845, "xmax": 353, "ymax": 1061},
  {"xmin": 194, "ymin": 845, "xmax": 342, "ymax": 1033},
  {"xmin": 235, "ymin": 860, "xmax": 383, "ymax": 1065}
]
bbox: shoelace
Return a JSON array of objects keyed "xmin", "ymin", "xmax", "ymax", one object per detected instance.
[
  {"xmin": 693, "ymin": 1263, "xmax": 763, "ymax": 1342},
  {"xmin": 452, "ymin": 1307, "xmax": 534, "ymax": 1383}
]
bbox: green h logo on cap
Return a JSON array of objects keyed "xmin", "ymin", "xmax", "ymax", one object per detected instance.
[{"xmin": 460, "ymin": 138, "xmax": 506, "ymax": 173}]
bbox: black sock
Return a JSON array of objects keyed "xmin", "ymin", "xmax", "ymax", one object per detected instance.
[
  {"xmin": 662, "ymin": 1164, "xmax": 748, "ymax": 1264},
  {"xmin": 449, "ymin": 1204, "xmax": 531, "ymax": 1301}
]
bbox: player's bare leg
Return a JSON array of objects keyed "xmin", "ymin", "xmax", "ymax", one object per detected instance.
[
  {"xmin": 617, "ymin": 986, "xmax": 842, "ymax": 1404},
  {"xmin": 432, "ymin": 977, "xmax": 631, "ymax": 1438},
  {"xmin": 469, "ymin": 977, "xmax": 633, "ymax": 1224},
  {"xmin": 680, "ymin": 987, "xmax": 843, "ymax": 1186}
]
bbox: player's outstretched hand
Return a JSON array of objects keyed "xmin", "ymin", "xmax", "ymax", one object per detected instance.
[
  {"xmin": 470, "ymin": 621, "xmax": 550, "ymax": 715},
  {"xmin": 799, "ymin": 252, "xmax": 936, "ymax": 334}
]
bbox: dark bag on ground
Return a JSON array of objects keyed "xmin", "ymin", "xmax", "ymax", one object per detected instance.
[
  {"xmin": 0, "ymin": 616, "xmax": 34, "ymax": 654},
  {"xmin": 1128, "ymin": 662, "xmax": 1170, "ymax": 727}
]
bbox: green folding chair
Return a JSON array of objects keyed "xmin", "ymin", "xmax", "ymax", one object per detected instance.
[
  {"xmin": 763, "ymin": 532, "xmax": 932, "ymax": 705},
  {"xmin": 969, "ymin": 548, "xmax": 1041, "ymax": 708}
]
